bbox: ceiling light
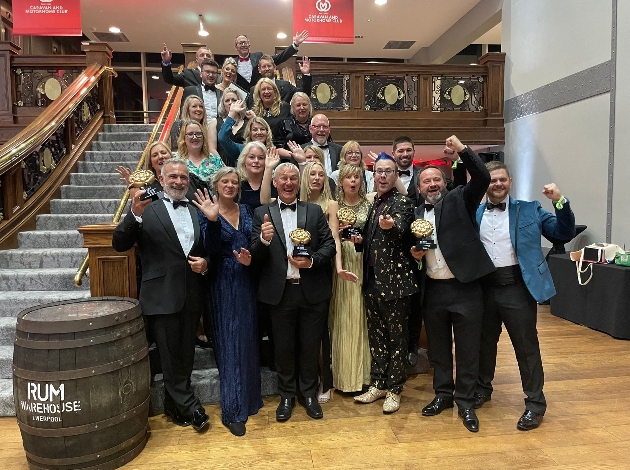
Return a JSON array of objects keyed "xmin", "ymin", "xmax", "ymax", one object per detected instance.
[
  {"xmin": 109, "ymin": 26, "xmax": 120, "ymax": 33},
  {"xmin": 375, "ymin": 0, "xmax": 387, "ymax": 5},
  {"xmin": 277, "ymin": 32, "xmax": 287, "ymax": 39},
  {"xmin": 198, "ymin": 15, "xmax": 209, "ymax": 37},
  {"xmin": 151, "ymin": 75, "xmax": 159, "ymax": 80}
]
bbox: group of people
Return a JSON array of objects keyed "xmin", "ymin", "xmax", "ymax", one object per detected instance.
[{"xmin": 113, "ymin": 32, "xmax": 577, "ymax": 438}]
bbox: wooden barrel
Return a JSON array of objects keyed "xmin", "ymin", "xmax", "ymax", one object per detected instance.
[{"xmin": 13, "ymin": 297, "xmax": 150, "ymax": 470}]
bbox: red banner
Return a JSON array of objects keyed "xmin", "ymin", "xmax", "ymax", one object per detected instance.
[
  {"xmin": 294, "ymin": 0, "xmax": 354, "ymax": 44},
  {"xmin": 13, "ymin": 0, "xmax": 82, "ymax": 36}
]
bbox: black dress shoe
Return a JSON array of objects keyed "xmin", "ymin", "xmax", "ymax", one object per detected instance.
[
  {"xmin": 302, "ymin": 397, "xmax": 323, "ymax": 419},
  {"xmin": 407, "ymin": 351, "xmax": 418, "ymax": 366},
  {"xmin": 458, "ymin": 407, "xmax": 479, "ymax": 432},
  {"xmin": 227, "ymin": 422, "xmax": 246, "ymax": 436},
  {"xmin": 517, "ymin": 410, "xmax": 543, "ymax": 431},
  {"xmin": 164, "ymin": 405, "xmax": 192, "ymax": 427},
  {"xmin": 276, "ymin": 397, "xmax": 295, "ymax": 421},
  {"xmin": 421, "ymin": 396, "xmax": 454, "ymax": 416},
  {"xmin": 191, "ymin": 407, "xmax": 210, "ymax": 431},
  {"xmin": 473, "ymin": 393, "xmax": 491, "ymax": 409}
]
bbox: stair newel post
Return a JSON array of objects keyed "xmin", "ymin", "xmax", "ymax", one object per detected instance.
[
  {"xmin": 81, "ymin": 42, "xmax": 115, "ymax": 124},
  {"xmin": 0, "ymin": 42, "xmax": 20, "ymax": 126}
]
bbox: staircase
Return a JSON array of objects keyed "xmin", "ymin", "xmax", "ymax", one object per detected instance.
[{"xmin": 0, "ymin": 124, "xmax": 277, "ymax": 416}]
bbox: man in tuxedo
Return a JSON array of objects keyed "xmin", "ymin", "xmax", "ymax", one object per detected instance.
[
  {"xmin": 250, "ymin": 163, "xmax": 335, "ymax": 422},
  {"xmin": 353, "ymin": 154, "xmax": 418, "ymax": 414},
  {"xmin": 182, "ymin": 60, "xmax": 222, "ymax": 119},
  {"xmin": 246, "ymin": 54, "xmax": 313, "ymax": 107},
  {"xmin": 161, "ymin": 44, "xmax": 212, "ymax": 87},
  {"xmin": 304, "ymin": 114, "xmax": 343, "ymax": 176},
  {"xmin": 474, "ymin": 161, "xmax": 575, "ymax": 431},
  {"xmin": 112, "ymin": 158, "xmax": 210, "ymax": 432},
  {"xmin": 393, "ymin": 136, "xmax": 422, "ymax": 206},
  {"xmin": 410, "ymin": 135, "xmax": 495, "ymax": 433},
  {"xmin": 233, "ymin": 30, "xmax": 309, "ymax": 90}
]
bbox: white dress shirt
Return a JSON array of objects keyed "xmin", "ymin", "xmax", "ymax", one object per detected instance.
[
  {"xmin": 162, "ymin": 198, "xmax": 195, "ymax": 257},
  {"xmin": 278, "ymin": 199, "xmax": 300, "ymax": 279},
  {"xmin": 237, "ymin": 58, "xmax": 253, "ymax": 83},
  {"xmin": 480, "ymin": 197, "xmax": 519, "ymax": 267},
  {"xmin": 397, "ymin": 166, "xmax": 413, "ymax": 190},
  {"xmin": 202, "ymin": 88, "xmax": 218, "ymax": 119},
  {"xmin": 423, "ymin": 206, "xmax": 455, "ymax": 280},
  {"xmin": 309, "ymin": 139, "xmax": 333, "ymax": 176}
]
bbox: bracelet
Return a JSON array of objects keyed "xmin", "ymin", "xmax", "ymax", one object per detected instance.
[{"xmin": 554, "ymin": 195, "xmax": 566, "ymax": 210}]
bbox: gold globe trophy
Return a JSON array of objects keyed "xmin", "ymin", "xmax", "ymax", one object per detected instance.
[
  {"xmin": 337, "ymin": 207, "xmax": 360, "ymax": 239},
  {"xmin": 129, "ymin": 169, "xmax": 162, "ymax": 201},
  {"xmin": 411, "ymin": 218, "xmax": 437, "ymax": 250},
  {"xmin": 289, "ymin": 228, "xmax": 312, "ymax": 257}
]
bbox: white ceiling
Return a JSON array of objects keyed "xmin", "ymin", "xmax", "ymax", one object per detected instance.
[{"xmin": 82, "ymin": 0, "xmax": 498, "ymax": 60}]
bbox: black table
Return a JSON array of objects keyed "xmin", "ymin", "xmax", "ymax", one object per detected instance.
[{"xmin": 548, "ymin": 254, "xmax": 630, "ymax": 339}]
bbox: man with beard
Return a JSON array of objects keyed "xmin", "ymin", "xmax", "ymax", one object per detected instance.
[
  {"xmin": 250, "ymin": 163, "xmax": 335, "ymax": 422},
  {"xmin": 246, "ymin": 54, "xmax": 312, "ymax": 107},
  {"xmin": 392, "ymin": 136, "xmax": 422, "ymax": 206},
  {"xmin": 410, "ymin": 135, "xmax": 495, "ymax": 433},
  {"xmin": 182, "ymin": 59, "xmax": 223, "ymax": 119},
  {"xmin": 161, "ymin": 44, "xmax": 213, "ymax": 87},
  {"xmin": 113, "ymin": 158, "xmax": 211, "ymax": 432},
  {"xmin": 304, "ymin": 114, "xmax": 343, "ymax": 176},
  {"xmin": 474, "ymin": 161, "xmax": 575, "ymax": 431},
  {"xmin": 353, "ymin": 154, "xmax": 418, "ymax": 414}
]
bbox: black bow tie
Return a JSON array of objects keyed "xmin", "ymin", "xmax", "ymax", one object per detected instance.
[
  {"xmin": 398, "ymin": 169, "xmax": 411, "ymax": 177},
  {"xmin": 204, "ymin": 84, "xmax": 216, "ymax": 92},
  {"xmin": 424, "ymin": 204, "xmax": 434, "ymax": 212},
  {"xmin": 280, "ymin": 202, "xmax": 297, "ymax": 211},
  {"xmin": 171, "ymin": 200, "xmax": 188, "ymax": 209},
  {"xmin": 318, "ymin": 144, "xmax": 329, "ymax": 149},
  {"xmin": 486, "ymin": 201, "xmax": 506, "ymax": 211}
]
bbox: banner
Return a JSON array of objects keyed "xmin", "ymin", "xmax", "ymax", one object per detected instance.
[
  {"xmin": 294, "ymin": 0, "xmax": 354, "ymax": 44},
  {"xmin": 13, "ymin": 0, "xmax": 82, "ymax": 36}
]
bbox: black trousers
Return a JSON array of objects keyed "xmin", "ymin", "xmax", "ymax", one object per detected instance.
[
  {"xmin": 149, "ymin": 304, "xmax": 202, "ymax": 417},
  {"xmin": 477, "ymin": 279, "xmax": 547, "ymax": 414},
  {"xmin": 424, "ymin": 277, "xmax": 484, "ymax": 409},
  {"xmin": 267, "ymin": 282, "xmax": 328, "ymax": 399},
  {"xmin": 364, "ymin": 293, "xmax": 411, "ymax": 394},
  {"xmin": 408, "ymin": 291, "xmax": 423, "ymax": 353}
]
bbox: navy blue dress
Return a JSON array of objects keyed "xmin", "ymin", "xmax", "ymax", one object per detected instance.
[{"xmin": 200, "ymin": 204, "xmax": 263, "ymax": 424}]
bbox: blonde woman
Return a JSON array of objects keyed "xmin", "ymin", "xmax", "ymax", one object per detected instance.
[
  {"xmin": 252, "ymin": 78, "xmax": 290, "ymax": 148},
  {"xmin": 175, "ymin": 120, "xmax": 224, "ymax": 191},
  {"xmin": 209, "ymin": 88, "xmax": 246, "ymax": 166},
  {"xmin": 330, "ymin": 141, "xmax": 375, "ymax": 193},
  {"xmin": 170, "ymin": 95, "xmax": 207, "ymax": 151}
]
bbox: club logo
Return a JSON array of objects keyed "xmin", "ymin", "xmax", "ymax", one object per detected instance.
[{"xmin": 316, "ymin": 0, "xmax": 331, "ymax": 13}]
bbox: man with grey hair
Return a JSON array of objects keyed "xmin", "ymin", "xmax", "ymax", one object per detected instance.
[
  {"xmin": 161, "ymin": 44, "xmax": 213, "ymax": 87},
  {"xmin": 250, "ymin": 162, "xmax": 335, "ymax": 422},
  {"xmin": 113, "ymin": 158, "xmax": 211, "ymax": 432},
  {"xmin": 305, "ymin": 114, "xmax": 343, "ymax": 176}
]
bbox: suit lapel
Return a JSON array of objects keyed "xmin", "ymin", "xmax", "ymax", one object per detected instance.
[
  {"xmin": 189, "ymin": 205, "xmax": 200, "ymax": 246},
  {"xmin": 152, "ymin": 201, "xmax": 185, "ymax": 255},
  {"xmin": 269, "ymin": 203, "xmax": 287, "ymax": 251},
  {"xmin": 297, "ymin": 202, "xmax": 307, "ymax": 230},
  {"xmin": 508, "ymin": 197, "xmax": 518, "ymax": 248}
]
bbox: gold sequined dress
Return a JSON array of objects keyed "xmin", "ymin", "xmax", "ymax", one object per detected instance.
[{"xmin": 329, "ymin": 198, "xmax": 372, "ymax": 392}]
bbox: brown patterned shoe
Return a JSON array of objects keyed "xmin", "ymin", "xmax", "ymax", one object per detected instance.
[
  {"xmin": 382, "ymin": 392, "xmax": 401, "ymax": 413},
  {"xmin": 354, "ymin": 386, "xmax": 387, "ymax": 403}
]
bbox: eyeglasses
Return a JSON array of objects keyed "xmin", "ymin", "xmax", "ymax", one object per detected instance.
[
  {"xmin": 311, "ymin": 124, "xmax": 329, "ymax": 130},
  {"xmin": 374, "ymin": 169, "xmax": 396, "ymax": 176},
  {"xmin": 185, "ymin": 132, "xmax": 203, "ymax": 138},
  {"xmin": 236, "ymin": 41, "xmax": 250, "ymax": 46},
  {"xmin": 346, "ymin": 151, "xmax": 361, "ymax": 156}
]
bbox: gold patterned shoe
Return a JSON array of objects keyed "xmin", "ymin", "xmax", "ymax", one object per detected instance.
[
  {"xmin": 354, "ymin": 386, "xmax": 387, "ymax": 403},
  {"xmin": 382, "ymin": 391, "xmax": 401, "ymax": 414}
]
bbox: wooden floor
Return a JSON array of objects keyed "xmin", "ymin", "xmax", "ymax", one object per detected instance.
[{"xmin": 3, "ymin": 306, "xmax": 630, "ymax": 469}]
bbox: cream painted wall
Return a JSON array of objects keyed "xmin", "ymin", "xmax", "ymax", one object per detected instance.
[
  {"xmin": 612, "ymin": 1, "xmax": 630, "ymax": 247},
  {"xmin": 502, "ymin": 0, "xmax": 616, "ymax": 248},
  {"xmin": 503, "ymin": 0, "xmax": 612, "ymax": 99}
]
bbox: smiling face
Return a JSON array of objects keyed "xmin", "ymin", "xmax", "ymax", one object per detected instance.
[
  {"xmin": 149, "ymin": 143, "xmax": 170, "ymax": 175},
  {"xmin": 235, "ymin": 35, "xmax": 250, "ymax": 57},
  {"xmin": 304, "ymin": 148, "xmax": 321, "ymax": 163},
  {"xmin": 222, "ymin": 92, "xmax": 238, "ymax": 114},
  {"xmin": 216, "ymin": 172, "xmax": 240, "ymax": 200},
  {"xmin": 344, "ymin": 144, "xmax": 362, "ymax": 166},
  {"xmin": 159, "ymin": 162, "xmax": 189, "ymax": 201},
  {"xmin": 200, "ymin": 64, "xmax": 218, "ymax": 86},
  {"xmin": 373, "ymin": 159, "xmax": 397, "ymax": 196},
  {"xmin": 245, "ymin": 146, "xmax": 266, "ymax": 176},
  {"xmin": 393, "ymin": 141, "xmax": 414, "ymax": 169},
  {"xmin": 418, "ymin": 167, "xmax": 447, "ymax": 204},
  {"xmin": 273, "ymin": 165, "xmax": 300, "ymax": 203},
  {"xmin": 187, "ymin": 98, "xmax": 205, "ymax": 123},
  {"xmin": 184, "ymin": 122, "xmax": 204, "ymax": 152},
  {"xmin": 309, "ymin": 114, "xmax": 330, "ymax": 145},
  {"xmin": 292, "ymin": 96, "xmax": 311, "ymax": 123},
  {"xmin": 487, "ymin": 168, "xmax": 512, "ymax": 204},
  {"xmin": 259, "ymin": 82, "xmax": 276, "ymax": 105},
  {"xmin": 258, "ymin": 58, "xmax": 275, "ymax": 79},
  {"xmin": 250, "ymin": 122, "xmax": 268, "ymax": 143}
]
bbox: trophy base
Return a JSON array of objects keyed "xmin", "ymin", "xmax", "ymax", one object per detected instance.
[
  {"xmin": 341, "ymin": 227, "xmax": 361, "ymax": 240},
  {"xmin": 139, "ymin": 183, "xmax": 162, "ymax": 202},
  {"xmin": 292, "ymin": 245, "xmax": 312, "ymax": 258},
  {"xmin": 416, "ymin": 238, "xmax": 437, "ymax": 251}
]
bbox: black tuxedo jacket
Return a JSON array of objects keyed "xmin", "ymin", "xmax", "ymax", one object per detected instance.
[
  {"xmin": 362, "ymin": 190, "xmax": 419, "ymax": 300},
  {"xmin": 404, "ymin": 166, "xmax": 422, "ymax": 206},
  {"xmin": 112, "ymin": 201, "xmax": 210, "ymax": 315},
  {"xmin": 234, "ymin": 44, "xmax": 299, "ymax": 90},
  {"xmin": 181, "ymin": 85, "xmax": 223, "ymax": 116},
  {"xmin": 250, "ymin": 201, "xmax": 335, "ymax": 306},
  {"xmin": 162, "ymin": 64, "xmax": 202, "ymax": 88},
  {"xmin": 246, "ymin": 75, "xmax": 313, "ymax": 107},
  {"xmin": 415, "ymin": 147, "xmax": 495, "ymax": 283}
]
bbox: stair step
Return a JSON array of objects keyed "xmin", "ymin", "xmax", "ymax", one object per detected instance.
[
  {"xmin": 36, "ymin": 214, "xmax": 114, "ymax": 230},
  {"xmin": 61, "ymin": 185, "xmax": 126, "ymax": 200},
  {"xmin": 0, "ymin": 248, "xmax": 87, "ymax": 269},
  {"xmin": 78, "ymin": 161, "xmax": 138, "ymax": 173},
  {"xmin": 0, "ymin": 268, "xmax": 90, "ymax": 291},
  {"xmin": 0, "ymin": 379, "xmax": 13, "ymax": 416},
  {"xmin": 0, "ymin": 345, "xmax": 12, "ymax": 379},
  {"xmin": 50, "ymin": 199, "xmax": 127, "ymax": 215},
  {"xmin": 91, "ymin": 141, "xmax": 146, "ymax": 152},
  {"xmin": 0, "ymin": 291, "xmax": 91, "ymax": 317},
  {"xmin": 18, "ymin": 230, "xmax": 83, "ymax": 249},
  {"xmin": 104, "ymin": 124, "xmax": 155, "ymax": 133},
  {"xmin": 84, "ymin": 150, "xmax": 144, "ymax": 163},
  {"xmin": 98, "ymin": 132, "xmax": 153, "ymax": 142},
  {"xmin": 70, "ymin": 173, "xmax": 124, "ymax": 186},
  {"xmin": 0, "ymin": 318, "xmax": 15, "ymax": 344}
]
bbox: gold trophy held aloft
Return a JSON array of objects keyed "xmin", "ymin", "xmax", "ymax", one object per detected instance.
[
  {"xmin": 129, "ymin": 169, "xmax": 163, "ymax": 201},
  {"xmin": 411, "ymin": 218, "xmax": 437, "ymax": 250},
  {"xmin": 337, "ymin": 207, "xmax": 361, "ymax": 240},
  {"xmin": 289, "ymin": 228, "xmax": 312, "ymax": 257}
]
